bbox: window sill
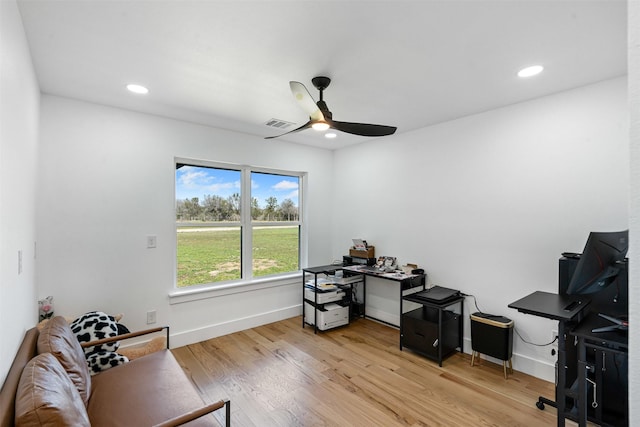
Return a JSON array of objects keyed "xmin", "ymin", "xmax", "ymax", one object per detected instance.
[{"xmin": 168, "ymin": 272, "xmax": 302, "ymax": 305}]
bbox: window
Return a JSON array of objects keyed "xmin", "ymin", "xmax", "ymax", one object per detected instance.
[{"xmin": 175, "ymin": 160, "xmax": 304, "ymax": 288}]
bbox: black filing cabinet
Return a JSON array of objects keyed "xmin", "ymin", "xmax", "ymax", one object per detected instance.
[{"xmin": 401, "ymin": 295, "xmax": 464, "ymax": 366}]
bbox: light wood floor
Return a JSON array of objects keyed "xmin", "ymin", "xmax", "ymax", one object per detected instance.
[{"xmin": 172, "ymin": 316, "xmax": 562, "ymax": 426}]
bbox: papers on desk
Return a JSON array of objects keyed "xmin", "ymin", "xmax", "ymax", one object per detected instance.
[
  {"xmin": 380, "ymin": 271, "xmax": 408, "ymax": 279},
  {"xmin": 344, "ymin": 264, "xmax": 416, "ymax": 279},
  {"xmin": 305, "ymin": 275, "xmax": 362, "ymax": 290},
  {"xmin": 352, "ymin": 238, "xmax": 367, "ymax": 250}
]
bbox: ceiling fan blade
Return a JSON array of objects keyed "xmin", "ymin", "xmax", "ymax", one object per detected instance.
[
  {"xmin": 329, "ymin": 120, "xmax": 397, "ymax": 137},
  {"xmin": 289, "ymin": 81, "xmax": 324, "ymax": 122},
  {"xmin": 264, "ymin": 120, "xmax": 313, "ymax": 139}
]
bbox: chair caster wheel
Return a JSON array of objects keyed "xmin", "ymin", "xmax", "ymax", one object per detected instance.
[{"xmin": 536, "ymin": 401, "xmax": 545, "ymax": 410}]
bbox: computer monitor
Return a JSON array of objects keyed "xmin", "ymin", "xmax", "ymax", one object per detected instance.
[{"xmin": 566, "ymin": 230, "xmax": 628, "ymax": 295}]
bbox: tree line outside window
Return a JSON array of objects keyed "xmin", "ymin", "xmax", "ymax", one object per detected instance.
[{"xmin": 176, "ymin": 194, "xmax": 299, "ymax": 222}]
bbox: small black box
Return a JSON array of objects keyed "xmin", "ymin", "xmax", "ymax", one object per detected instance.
[{"xmin": 351, "ymin": 302, "xmax": 364, "ymax": 318}]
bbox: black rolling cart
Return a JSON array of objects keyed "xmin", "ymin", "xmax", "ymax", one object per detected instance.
[
  {"xmin": 510, "ymin": 239, "xmax": 628, "ymax": 427},
  {"xmin": 508, "ymin": 290, "xmax": 589, "ymax": 426}
]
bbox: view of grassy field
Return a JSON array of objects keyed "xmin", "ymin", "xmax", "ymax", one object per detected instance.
[{"xmin": 176, "ymin": 226, "xmax": 299, "ymax": 287}]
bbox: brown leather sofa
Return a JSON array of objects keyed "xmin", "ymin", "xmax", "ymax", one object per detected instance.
[{"xmin": 0, "ymin": 316, "xmax": 230, "ymax": 426}]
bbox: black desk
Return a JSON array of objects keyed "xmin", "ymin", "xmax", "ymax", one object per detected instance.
[
  {"xmin": 508, "ymin": 291, "xmax": 590, "ymax": 321},
  {"xmin": 342, "ymin": 265, "xmax": 425, "ymax": 327},
  {"xmin": 508, "ymin": 291, "xmax": 591, "ymax": 427},
  {"xmin": 302, "ymin": 264, "xmax": 343, "ymax": 275},
  {"xmin": 572, "ymin": 313, "xmax": 628, "ymax": 427}
]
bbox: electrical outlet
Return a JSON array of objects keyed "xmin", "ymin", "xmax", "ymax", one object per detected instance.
[
  {"xmin": 146, "ymin": 235, "xmax": 157, "ymax": 249},
  {"xmin": 146, "ymin": 310, "xmax": 157, "ymax": 324}
]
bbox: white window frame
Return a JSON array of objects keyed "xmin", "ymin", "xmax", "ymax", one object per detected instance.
[{"xmin": 172, "ymin": 157, "xmax": 307, "ymax": 298}]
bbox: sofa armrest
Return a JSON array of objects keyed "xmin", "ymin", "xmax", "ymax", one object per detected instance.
[
  {"xmin": 152, "ymin": 399, "xmax": 230, "ymax": 427},
  {"xmin": 81, "ymin": 326, "xmax": 170, "ymax": 349},
  {"xmin": 0, "ymin": 328, "xmax": 39, "ymax": 427}
]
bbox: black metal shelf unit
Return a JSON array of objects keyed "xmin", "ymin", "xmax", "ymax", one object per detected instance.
[{"xmin": 302, "ymin": 265, "xmax": 362, "ymax": 333}]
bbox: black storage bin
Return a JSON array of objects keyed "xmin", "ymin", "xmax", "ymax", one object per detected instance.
[
  {"xmin": 470, "ymin": 312, "xmax": 514, "ymax": 378},
  {"xmin": 403, "ymin": 307, "xmax": 460, "ymax": 361}
]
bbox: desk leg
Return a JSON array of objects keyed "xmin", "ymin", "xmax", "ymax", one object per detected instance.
[
  {"xmin": 458, "ymin": 299, "xmax": 464, "ymax": 353},
  {"xmin": 556, "ymin": 320, "xmax": 567, "ymax": 427},
  {"xmin": 438, "ymin": 308, "xmax": 443, "ymax": 367},
  {"xmin": 577, "ymin": 341, "xmax": 587, "ymax": 427},
  {"xmin": 302, "ymin": 273, "xmax": 305, "ymax": 329},
  {"xmin": 362, "ymin": 275, "xmax": 367, "ymax": 320},
  {"xmin": 399, "ymin": 283, "xmax": 403, "ymax": 350}
]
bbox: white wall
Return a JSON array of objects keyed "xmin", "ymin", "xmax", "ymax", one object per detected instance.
[
  {"xmin": 35, "ymin": 95, "xmax": 334, "ymax": 347},
  {"xmin": 0, "ymin": 0, "xmax": 40, "ymax": 384},
  {"xmin": 332, "ymin": 78, "xmax": 629, "ymax": 381},
  {"xmin": 628, "ymin": 1, "xmax": 639, "ymax": 424}
]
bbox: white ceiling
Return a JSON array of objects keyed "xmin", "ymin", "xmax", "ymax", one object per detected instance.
[{"xmin": 16, "ymin": 0, "xmax": 627, "ymax": 149}]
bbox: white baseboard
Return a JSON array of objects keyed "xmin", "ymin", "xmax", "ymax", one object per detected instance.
[
  {"xmin": 461, "ymin": 337, "xmax": 555, "ymax": 382},
  {"xmin": 170, "ymin": 304, "xmax": 302, "ymax": 348}
]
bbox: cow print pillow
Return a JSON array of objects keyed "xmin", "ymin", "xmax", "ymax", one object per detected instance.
[{"xmin": 70, "ymin": 311, "xmax": 129, "ymax": 375}]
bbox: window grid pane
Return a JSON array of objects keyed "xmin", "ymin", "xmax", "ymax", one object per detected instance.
[
  {"xmin": 176, "ymin": 226, "xmax": 241, "ymax": 287},
  {"xmin": 250, "ymin": 172, "xmax": 300, "ymax": 222},
  {"xmin": 252, "ymin": 225, "xmax": 300, "ymax": 278}
]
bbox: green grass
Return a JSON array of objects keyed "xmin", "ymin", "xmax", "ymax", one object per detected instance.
[
  {"xmin": 252, "ymin": 226, "xmax": 299, "ymax": 277},
  {"xmin": 176, "ymin": 226, "xmax": 298, "ymax": 287}
]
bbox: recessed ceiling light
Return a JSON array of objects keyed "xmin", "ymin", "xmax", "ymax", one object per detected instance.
[
  {"xmin": 325, "ymin": 132, "xmax": 337, "ymax": 139},
  {"xmin": 517, "ymin": 65, "xmax": 544, "ymax": 78},
  {"xmin": 126, "ymin": 84, "xmax": 149, "ymax": 94}
]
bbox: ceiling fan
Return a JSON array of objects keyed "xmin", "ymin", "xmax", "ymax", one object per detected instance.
[{"xmin": 265, "ymin": 76, "xmax": 397, "ymax": 139}]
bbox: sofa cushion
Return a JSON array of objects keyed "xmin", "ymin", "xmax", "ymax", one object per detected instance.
[
  {"xmin": 15, "ymin": 353, "xmax": 90, "ymax": 426},
  {"xmin": 88, "ymin": 349, "xmax": 213, "ymax": 426},
  {"xmin": 37, "ymin": 316, "xmax": 91, "ymax": 406}
]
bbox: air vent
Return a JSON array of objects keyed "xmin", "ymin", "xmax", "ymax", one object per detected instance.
[{"xmin": 264, "ymin": 118, "xmax": 295, "ymax": 129}]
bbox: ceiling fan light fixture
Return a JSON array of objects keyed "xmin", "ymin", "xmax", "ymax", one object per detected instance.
[
  {"xmin": 311, "ymin": 121, "xmax": 330, "ymax": 131},
  {"xmin": 325, "ymin": 132, "xmax": 337, "ymax": 139},
  {"xmin": 266, "ymin": 77, "xmax": 397, "ymax": 139}
]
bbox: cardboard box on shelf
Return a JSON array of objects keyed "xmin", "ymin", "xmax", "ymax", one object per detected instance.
[{"xmin": 349, "ymin": 246, "xmax": 375, "ymax": 258}]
